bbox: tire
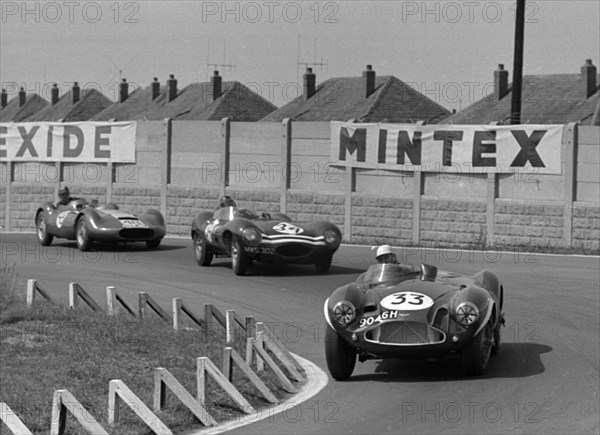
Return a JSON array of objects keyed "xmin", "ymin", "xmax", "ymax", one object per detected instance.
[
  {"xmin": 462, "ymin": 320, "xmax": 494, "ymax": 376},
  {"xmin": 76, "ymin": 218, "xmax": 92, "ymax": 251},
  {"xmin": 492, "ymin": 323, "xmax": 501, "ymax": 355},
  {"xmin": 231, "ymin": 239, "xmax": 248, "ymax": 276},
  {"xmin": 324, "ymin": 323, "xmax": 356, "ymax": 381},
  {"xmin": 193, "ymin": 233, "xmax": 213, "ymax": 266},
  {"xmin": 36, "ymin": 213, "xmax": 53, "ymax": 246},
  {"xmin": 315, "ymin": 254, "xmax": 333, "ymax": 273},
  {"xmin": 146, "ymin": 239, "xmax": 162, "ymax": 250}
]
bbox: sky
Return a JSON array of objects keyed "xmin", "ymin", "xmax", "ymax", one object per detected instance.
[{"xmin": 1, "ymin": 0, "xmax": 599, "ymax": 110}]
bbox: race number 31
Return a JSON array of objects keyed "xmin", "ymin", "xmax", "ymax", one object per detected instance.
[{"xmin": 380, "ymin": 292, "xmax": 434, "ymax": 311}]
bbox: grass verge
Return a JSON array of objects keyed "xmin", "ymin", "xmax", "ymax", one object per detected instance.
[{"xmin": 0, "ymin": 267, "xmax": 296, "ymax": 434}]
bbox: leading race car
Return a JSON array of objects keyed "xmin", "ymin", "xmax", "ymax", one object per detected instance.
[
  {"xmin": 35, "ymin": 199, "xmax": 166, "ymax": 251},
  {"xmin": 191, "ymin": 206, "xmax": 342, "ymax": 275},
  {"xmin": 324, "ymin": 262, "xmax": 505, "ymax": 379}
]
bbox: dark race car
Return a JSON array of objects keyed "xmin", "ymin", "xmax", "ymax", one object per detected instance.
[
  {"xmin": 324, "ymin": 262, "xmax": 505, "ymax": 379},
  {"xmin": 191, "ymin": 206, "xmax": 342, "ymax": 275},
  {"xmin": 35, "ymin": 199, "xmax": 166, "ymax": 251}
]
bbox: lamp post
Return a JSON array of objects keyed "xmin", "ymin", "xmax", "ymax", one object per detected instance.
[{"xmin": 510, "ymin": 0, "xmax": 526, "ymax": 124}]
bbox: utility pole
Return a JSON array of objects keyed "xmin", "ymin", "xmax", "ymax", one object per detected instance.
[{"xmin": 510, "ymin": 0, "xmax": 526, "ymax": 124}]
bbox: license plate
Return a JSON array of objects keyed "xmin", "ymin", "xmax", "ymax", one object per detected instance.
[
  {"xmin": 359, "ymin": 310, "xmax": 401, "ymax": 327},
  {"xmin": 121, "ymin": 219, "xmax": 148, "ymax": 228}
]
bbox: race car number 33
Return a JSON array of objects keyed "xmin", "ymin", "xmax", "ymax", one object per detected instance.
[{"xmin": 380, "ymin": 292, "xmax": 434, "ymax": 311}]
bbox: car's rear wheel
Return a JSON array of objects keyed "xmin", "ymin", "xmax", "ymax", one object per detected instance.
[
  {"xmin": 146, "ymin": 239, "xmax": 162, "ymax": 250},
  {"xmin": 324, "ymin": 324, "xmax": 356, "ymax": 381},
  {"xmin": 193, "ymin": 233, "xmax": 213, "ymax": 266},
  {"xmin": 36, "ymin": 213, "xmax": 53, "ymax": 246},
  {"xmin": 315, "ymin": 254, "xmax": 333, "ymax": 273},
  {"xmin": 76, "ymin": 218, "xmax": 92, "ymax": 251},
  {"xmin": 231, "ymin": 239, "xmax": 248, "ymax": 276},
  {"xmin": 462, "ymin": 319, "xmax": 494, "ymax": 376}
]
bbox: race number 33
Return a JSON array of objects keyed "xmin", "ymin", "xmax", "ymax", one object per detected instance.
[{"xmin": 380, "ymin": 292, "xmax": 434, "ymax": 311}]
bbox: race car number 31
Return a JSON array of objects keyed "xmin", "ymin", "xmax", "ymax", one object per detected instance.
[{"xmin": 380, "ymin": 292, "xmax": 434, "ymax": 311}]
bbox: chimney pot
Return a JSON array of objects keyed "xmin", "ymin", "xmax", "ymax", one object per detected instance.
[
  {"xmin": 18, "ymin": 87, "xmax": 26, "ymax": 107},
  {"xmin": 119, "ymin": 78, "xmax": 129, "ymax": 103},
  {"xmin": 151, "ymin": 77, "xmax": 160, "ymax": 100},
  {"xmin": 494, "ymin": 64, "xmax": 509, "ymax": 100},
  {"xmin": 581, "ymin": 59, "xmax": 597, "ymax": 99},
  {"xmin": 212, "ymin": 70, "xmax": 222, "ymax": 101},
  {"xmin": 303, "ymin": 67, "xmax": 316, "ymax": 101},
  {"xmin": 1, "ymin": 88, "xmax": 7, "ymax": 109},
  {"xmin": 363, "ymin": 64, "xmax": 376, "ymax": 98},
  {"xmin": 72, "ymin": 81, "xmax": 80, "ymax": 104},
  {"xmin": 51, "ymin": 83, "xmax": 59, "ymax": 105},
  {"xmin": 167, "ymin": 74, "xmax": 177, "ymax": 102}
]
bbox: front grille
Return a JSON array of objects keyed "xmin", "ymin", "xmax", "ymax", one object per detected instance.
[
  {"xmin": 276, "ymin": 244, "xmax": 312, "ymax": 258},
  {"xmin": 432, "ymin": 308, "xmax": 450, "ymax": 331},
  {"xmin": 119, "ymin": 228, "xmax": 154, "ymax": 239},
  {"xmin": 375, "ymin": 321, "xmax": 444, "ymax": 344}
]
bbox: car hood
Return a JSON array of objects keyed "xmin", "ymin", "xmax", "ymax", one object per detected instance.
[{"xmin": 95, "ymin": 208, "xmax": 138, "ymax": 220}]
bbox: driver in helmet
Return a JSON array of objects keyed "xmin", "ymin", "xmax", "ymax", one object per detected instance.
[
  {"xmin": 374, "ymin": 244, "xmax": 398, "ymax": 264},
  {"xmin": 57, "ymin": 186, "xmax": 81, "ymax": 208},
  {"xmin": 217, "ymin": 195, "xmax": 236, "ymax": 209},
  {"xmin": 214, "ymin": 195, "xmax": 237, "ymax": 220}
]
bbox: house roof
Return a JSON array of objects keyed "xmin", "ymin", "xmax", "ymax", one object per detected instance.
[
  {"xmin": 442, "ymin": 73, "xmax": 600, "ymax": 125},
  {"xmin": 260, "ymin": 75, "xmax": 451, "ymax": 123},
  {"xmin": 28, "ymin": 89, "xmax": 112, "ymax": 122},
  {"xmin": 0, "ymin": 93, "xmax": 49, "ymax": 122},
  {"xmin": 91, "ymin": 85, "xmax": 158, "ymax": 121},
  {"xmin": 93, "ymin": 80, "xmax": 277, "ymax": 122}
]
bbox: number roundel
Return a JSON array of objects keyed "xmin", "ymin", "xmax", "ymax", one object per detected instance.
[{"xmin": 380, "ymin": 292, "xmax": 434, "ymax": 311}]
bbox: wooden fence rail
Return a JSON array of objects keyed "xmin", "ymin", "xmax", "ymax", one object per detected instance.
[
  {"xmin": 0, "ymin": 402, "xmax": 33, "ymax": 435},
  {"xmin": 153, "ymin": 368, "xmax": 216, "ymax": 427},
  {"xmin": 50, "ymin": 390, "xmax": 108, "ymax": 435},
  {"xmin": 68, "ymin": 283, "xmax": 104, "ymax": 312},
  {"xmin": 222, "ymin": 347, "xmax": 279, "ymax": 405},
  {"xmin": 172, "ymin": 298, "xmax": 203, "ymax": 330},
  {"xmin": 26, "ymin": 279, "xmax": 56, "ymax": 307},
  {"xmin": 196, "ymin": 357, "xmax": 256, "ymax": 415},
  {"xmin": 246, "ymin": 337, "xmax": 297, "ymax": 394},
  {"xmin": 106, "ymin": 286, "xmax": 136, "ymax": 316},
  {"xmin": 108, "ymin": 380, "xmax": 172, "ymax": 435},
  {"xmin": 138, "ymin": 292, "xmax": 171, "ymax": 322}
]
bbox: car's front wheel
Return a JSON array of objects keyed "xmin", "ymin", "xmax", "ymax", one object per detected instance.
[
  {"xmin": 231, "ymin": 239, "xmax": 248, "ymax": 276},
  {"xmin": 36, "ymin": 213, "xmax": 53, "ymax": 246},
  {"xmin": 76, "ymin": 218, "xmax": 92, "ymax": 251},
  {"xmin": 324, "ymin": 324, "xmax": 356, "ymax": 381},
  {"xmin": 193, "ymin": 233, "xmax": 213, "ymax": 266},
  {"xmin": 315, "ymin": 254, "xmax": 333, "ymax": 273},
  {"xmin": 462, "ymin": 319, "xmax": 494, "ymax": 376},
  {"xmin": 492, "ymin": 322, "xmax": 501, "ymax": 355}
]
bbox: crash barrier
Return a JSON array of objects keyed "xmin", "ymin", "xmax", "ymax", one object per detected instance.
[
  {"xmin": 3, "ymin": 280, "xmax": 306, "ymax": 435},
  {"xmin": 1, "ymin": 121, "xmax": 598, "ymax": 251}
]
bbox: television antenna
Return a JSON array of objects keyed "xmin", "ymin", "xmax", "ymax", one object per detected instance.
[
  {"xmin": 296, "ymin": 36, "xmax": 328, "ymax": 81},
  {"xmin": 103, "ymin": 54, "xmax": 136, "ymax": 83},
  {"xmin": 205, "ymin": 39, "xmax": 235, "ymax": 79}
]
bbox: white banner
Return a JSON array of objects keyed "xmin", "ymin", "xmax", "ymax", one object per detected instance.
[
  {"xmin": 0, "ymin": 121, "xmax": 137, "ymax": 163},
  {"xmin": 331, "ymin": 122, "xmax": 564, "ymax": 174}
]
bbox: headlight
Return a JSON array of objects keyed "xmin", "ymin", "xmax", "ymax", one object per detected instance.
[
  {"xmin": 332, "ymin": 301, "xmax": 356, "ymax": 326},
  {"xmin": 455, "ymin": 302, "xmax": 479, "ymax": 326},
  {"xmin": 324, "ymin": 229, "xmax": 340, "ymax": 247},
  {"xmin": 242, "ymin": 227, "xmax": 262, "ymax": 246}
]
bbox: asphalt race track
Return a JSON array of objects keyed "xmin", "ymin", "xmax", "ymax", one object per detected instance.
[{"xmin": 2, "ymin": 233, "xmax": 599, "ymax": 434}]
